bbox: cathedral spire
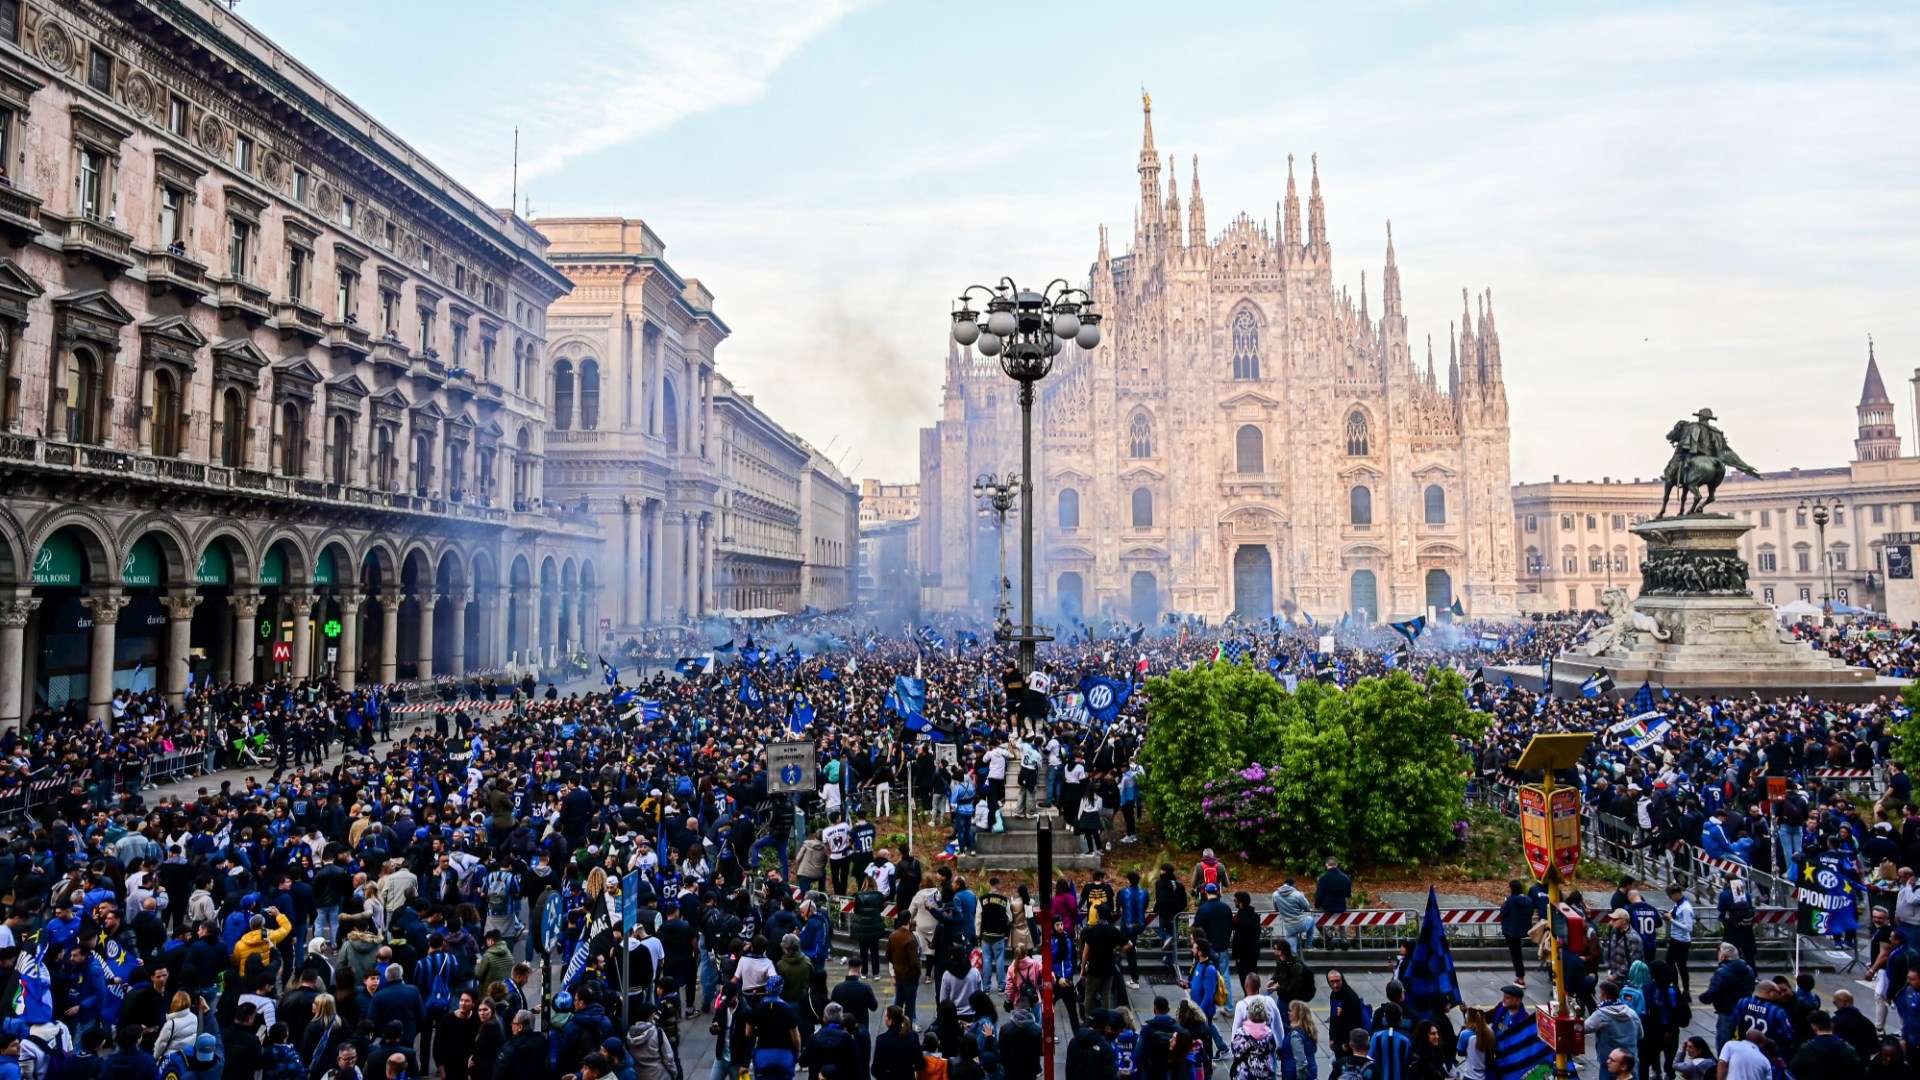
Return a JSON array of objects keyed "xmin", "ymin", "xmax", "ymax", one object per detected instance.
[
  {"xmin": 1459, "ymin": 288, "xmax": 1478, "ymax": 387},
  {"xmin": 1283, "ymin": 154, "xmax": 1301, "ymax": 249},
  {"xmin": 1164, "ymin": 154, "xmax": 1183, "ymax": 250},
  {"xmin": 1382, "ymin": 220, "xmax": 1403, "ymax": 319},
  {"xmin": 1358, "ymin": 271, "xmax": 1369, "ymax": 325},
  {"xmin": 1137, "ymin": 91, "xmax": 1161, "ymax": 250},
  {"xmin": 1307, "ymin": 153, "xmax": 1327, "ymax": 249},
  {"xmin": 1188, "ymin": 153, "xmax": 1207, "ymax": 247}
]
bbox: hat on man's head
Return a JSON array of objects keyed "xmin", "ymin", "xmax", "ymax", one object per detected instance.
[{"xmin": 192, "ymin": 1033, "xmax": 220, "ymax": 1062}]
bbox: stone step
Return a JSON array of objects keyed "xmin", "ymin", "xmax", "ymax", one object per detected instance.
[{"xmin": 956, "ymin": 851, "xmax": 1104, "ymax": 873}]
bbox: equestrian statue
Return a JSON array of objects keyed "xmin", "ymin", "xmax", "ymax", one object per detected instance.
[{"xmin": 1657, "ymin": 408, "xmax": 1761, "ymax": 517}]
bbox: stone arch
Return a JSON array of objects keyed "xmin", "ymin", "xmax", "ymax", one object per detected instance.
[
  {"xmin": 435, "ymin": 547, "xmax": 469, "ymax": 592},
  {"xmin": 314, "ymin": 538, "xmax": 354, "ymax": 589},
  {"xmin": 259, "ymin": 527, "xmax": 317, "ymax": 586},
  {"xmin": 358, "ymin": 538, "xmax": 400, "ymax": 583},
  {"xmin": 190, "ymin": 525, "xmax": 258, "ymax": 586},
  {"xmin": 0, "ymin": 505, "xmax": 24, "ymax": 585},
  {"xmin": 118, "ymin": 513, "xmax": 195, "ymax": 583},
  {"xmin": 27, "ymin": 509, "xmax": 117, "ymax": 583}
]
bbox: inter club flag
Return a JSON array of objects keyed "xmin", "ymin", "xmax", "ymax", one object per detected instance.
[
  {"xmin": 15, "ymin": 943, "xmax": 52, "ymax": 1024},
  {"xmin": 1796, "ymin": 852, "xmax": 1861, "ymax": 936},
  {"xmin": 1450, "ymin": 597, "xmax": 1467, "ymax": 618},
  {"xmin": 599, "ymin": 656, "xmax": 618, "ymax": 686},
  {"xmin": 1403, "ymin": 887, "xmax": 1462, "ymax": 1021},
  {"xmin": 738, "ymin": 678, "xmax": 767, "ymax": 711},
  {"xmin": 1390, "ymin": 615, "xmax": 1427, "ymax": 647},
  {"xmin": 1630, "ymin": 680, "xmax": 1657, "ymax": 714},
  {"xmin": 789, "ymin": 694, "xmax": 816, "ymax": 735},
  {"xmin": 1579, "ymin": 671, "xmax": 1614, "ymax": 699},
  {"xmin": 1078, "ymin": 675, "xmax": 1133, "ymax": 726}
]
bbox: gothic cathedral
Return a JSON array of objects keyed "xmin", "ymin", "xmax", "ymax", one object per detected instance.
[{"xmin": 920, "ymin": 97, "xmax": 1520, "ymax": 624}]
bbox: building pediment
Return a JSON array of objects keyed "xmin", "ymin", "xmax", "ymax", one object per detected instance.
[
  {"xmin": 0, "ymin": 258, "xmax": 45, "ymax": 323},
  {"xmin": 1217, "ymin": 389, "xmax": 1281, "ymax": 411},
  {"xmin": 1417, "ymin": 540, "xmax": 1466, "ymax": 558},
  {"xmin": 326, "ymin": 372, "xmax": 371, "ymax": 397},
  {"xmin": 211, "ymin": 337, "xmax": 270, "ymax": 368},
  {"xmin": 410, "ymin": 398, "xmax": 451, "ymax": 422},
  {"xmin": 54, "ymin": 288, "xmax": 135, "ymax": 327},
  {"xmin": 1411, "ymin": 462, "xmax": 1458, "ymax": 482},
  {"xmin": 138, "ymin": 315, "xmax": 207, "ymax": 369},
  {"xmin": 1050, "ymin": 467, "xmax": 1094, "ymax": 485},
  {"xmin": 1119, "ymin": 465, "xmax": 1165, "ymax": 484},
  {"xmin": 272, "ymin": 357, "xmax": 324, "ymax": 385},
  {"xmin": 1121, "ymin": 545, "xmax": 1169, "ymax": 562},
  {"xmin": 1342, "ymin": 542, "xmax": 1389, "ymax": 560},
  {"xmin": 1048, "ymin": 545, "xmax": 1095, "ymax": 563},
  {"xmin": 1337, "ymin": 463, "xmax": 1384, "ymax": 484},
  {"xmin": 1217, "ymin": 503, "xmax": 1290, "ymax": 531},
  {"xmin": 446, "ymin": 411, "xmax": 478, "ymax": 432}
]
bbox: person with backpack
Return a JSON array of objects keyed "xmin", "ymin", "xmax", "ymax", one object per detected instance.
[
  {"xmin": 1179, "ymin": 943, "xmax": 1229, "ymax": 1060},
  {"xmin": 1140, "ymin": 997, "xmax": 1182, "ymax": 1080},
  {"xmin": 1334, "ymin": 1027, "xmax": 1375, "ymax": 1080},
  {"xmin": 977, "ymin": 880, "xmax": 1012, "ymax": 995},
  {"xmin": 1192, "ymin": 852, "xmax": 1230, "ymax": 897},
  {"xmin": 157, "ymin": 1034, "xmax": 220, "ymax": 1080},
  {"xmin": 412, "ymin": 937, "xmax": 458, "ymax": 1069}
]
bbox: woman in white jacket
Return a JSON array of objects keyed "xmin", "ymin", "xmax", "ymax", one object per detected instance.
[{"xmin": 151, "ymin": 991, "xmax": 199, "ymax": 1062}]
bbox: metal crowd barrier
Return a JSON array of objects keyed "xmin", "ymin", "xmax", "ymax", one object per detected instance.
[
  {"xmin": 813, "ymin": 891, "xmax": 1796, "ymax": 957},
  {"xmin": 1471, "ymin": 780, "xmax": 1797, "ymax": 907}
]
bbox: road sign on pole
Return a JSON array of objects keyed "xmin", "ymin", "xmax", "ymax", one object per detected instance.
[
  {"xmin": 1550, "ymin": 786, "xmax": 1581, "ymax": 881},
  {"xmin": 766, "ymin": 740, "xmax": 816, "ymax": 794},
  {"xmin": 1519, "ymin": 785, "xmax": 1552, "ymax": 882}
]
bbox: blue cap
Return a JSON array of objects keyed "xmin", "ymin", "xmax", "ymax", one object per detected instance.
[
  {"xmin": 554, "ymin": 991, "xmax": 574, "ymax": 1011},
  {"xmin": 193, "ymin": 1032, "xmax": 219, "ymax": 1062}
]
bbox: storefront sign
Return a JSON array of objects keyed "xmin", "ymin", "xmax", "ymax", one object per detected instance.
[
  {"xmin": 259, "ymin": 546, "xmax": 286, "ymax": 586},
  {"xmin": 194, "ymin": 544, "xmax": 231, "ymax": 585},
  {"xmin": 313, "ymin": 548, "xmax": 336, "ymax": 586},
  {"xmin": 121, "ymin": 537, "xmax": 163, "ymax": 587},
  {"xmin": 31, "ymin": 532, "xmax": 84, "ymax": 586}
]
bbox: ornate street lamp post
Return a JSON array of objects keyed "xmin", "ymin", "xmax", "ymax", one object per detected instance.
[
  {"xmin": 1800, "ymin": 496, "xmax": 1834, "ymax": 623},
  {"xmin": 974, "ymin": 472, "xmax": 1018, "ymax": 636},
  {"xmin": 950, "ymin": 278, "xmax": 1101, "ymax": 677}
]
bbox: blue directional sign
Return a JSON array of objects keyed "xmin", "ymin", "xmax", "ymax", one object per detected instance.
[
  {"xmin": 539, "ymin": 891, "xmax": 564, "ymax": 954},
  {"xmin": 765, "ymin": 739, "xmax": 816, "ymax": 795}
]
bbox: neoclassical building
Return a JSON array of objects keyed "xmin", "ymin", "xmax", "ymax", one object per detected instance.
[
  {"xmin": 1513, "ymin": 344, "xmax": 1920, "ymax": 615},
  {"xmin": 920, "ymin": 97, "xmax": 1521, "ymax": 623},
  {"xmin": 0, "ymin": 0, "xmax": 602, "ymax": 726},
  {"xmin": 530, "ymin": 217, "xmax": 725, "ymax": 632},
  {"xmin": 534, "ymin": 218, "xmax": 859, "ymax": 628}
]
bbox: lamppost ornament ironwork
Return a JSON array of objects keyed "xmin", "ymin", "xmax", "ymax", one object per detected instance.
[
  {"xmin": 975, "ymin": 472, "xmax": 1019, "ymax": 637},
  {"xmin": 951, "ymin": 278, "xmax": 1101, "ymax": 676},
  {"xmin": 1800, "ymin": 496, "xmax": 1835, "ymax": 621}
]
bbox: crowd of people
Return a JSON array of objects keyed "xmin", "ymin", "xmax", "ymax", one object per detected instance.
[{"xmin": 0, "ymin": 600, "xmax": 1913, "ymax": 1080}]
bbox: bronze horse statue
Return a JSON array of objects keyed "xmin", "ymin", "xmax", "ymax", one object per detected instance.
[{"xmin": 1658, "ymin": 452, "xmax": 1728, "ymax": 517}]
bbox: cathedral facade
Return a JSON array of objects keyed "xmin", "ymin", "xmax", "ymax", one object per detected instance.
[{"xmin": 919, "ymin": 99, "xmax": 1521, "ymax": 624}]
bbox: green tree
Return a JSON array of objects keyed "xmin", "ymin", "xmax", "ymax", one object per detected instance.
[{"xmin": 1138, "ymin": 661, "xmax": 1486, "ymax": 865}]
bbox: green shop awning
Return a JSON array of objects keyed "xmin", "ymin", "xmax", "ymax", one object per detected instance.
[
  {"xmin": 30, "ymin": 532, "xmax": 85, "ymax": 586},
  {"xmin": 259, "ymin": 546, "xmax": 286, "ymax": 587},
  {"xmin": 121, "ymin": 536, "xmax": 164, "ymax": 587},
  {"xmin": 194, "ymin": 544, "xmax": 232, "ymax": 585},
  {"xmin": 313, "ymin": 548, "xmax": 336, "ymax": 586}
]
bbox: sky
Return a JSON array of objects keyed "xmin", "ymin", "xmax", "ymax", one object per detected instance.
[{"xmin": 244, "ymin": 1, "xmax": 1920, "ymax": 486}]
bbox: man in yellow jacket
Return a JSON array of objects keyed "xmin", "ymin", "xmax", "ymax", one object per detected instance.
[{"xmin": 232, "ymin": 905, "xmax": 292, "ymax": 976}]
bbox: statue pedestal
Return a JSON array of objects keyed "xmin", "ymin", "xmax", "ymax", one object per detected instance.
[{"xmin": 1541, "ymin": 514, "xmax": 1897, "ymax": 701}]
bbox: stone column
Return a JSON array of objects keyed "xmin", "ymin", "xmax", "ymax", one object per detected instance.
[
  {"xmin": 81, "ymin": 589, "xmax": 129, "ymax": 724},
  {"xmin": 682, "ymin": 512, "xmax": 697, "ymax": 619},
  {"xmin": 288, "ymin": 589, "xmax": 316, "ymax": 679},
  {"xmin": 378, "ymin": 590, "xmax": 401, "ymax": 684},
  {"xmin": 483, "ymin": 584, "xmax": 506, "ymax": 668},
  {"xmin": 229, "ymin": 591, "xmax": 262, "ymax": 687},
  {"xmin": 0, "ymin": 590, "xmax": 42, "ymax": 731},
  {"xmin": 542, "ymin": 587, "xmax": 560, "ymax": 666},
  {"xmin": 337, "ymin": 591, "xmax": 362, "ymax": 692},
  {"xmin": 704, "ymin": 513, "xmax": 718, "ymax": 612},
  {"xmin": 649, "ymin": 503, "xmax": 665, "ymax": 622},
  {"xmin": 415, "ymin": 591, "xmax": 437, "ymax": 679},
  {"xmin": 623, "ymin": 497, "xmax": 644, "ymax": 627},
  {"xmin": 446, "ymin": 589, "xmax": 468, "ymax": 677},
  {"xmin": 160, "ymin": 589, "xmax": 201, "ymax": 708}
]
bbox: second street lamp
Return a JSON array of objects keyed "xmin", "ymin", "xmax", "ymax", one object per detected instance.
[
  {"xmin": 975, "ymin": 472, "xmax": 1018, "ymax": 637},
  {"xmin": 950, "ymin": 277, "xmax": 1101, "ymax": 677}
]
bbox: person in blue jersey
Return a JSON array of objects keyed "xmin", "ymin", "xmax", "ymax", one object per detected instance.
[
  {"xmin": 1180, "ymin": 942, "xmax": 1228, "ymax": 1060},
  {"xmin": 1731, "ymin": 978, "xmax": 1793, "ymax": 1053},
  {"xmin": 1367, "ymin": 1005, "xmax": 1412, "ymax": 1080}
]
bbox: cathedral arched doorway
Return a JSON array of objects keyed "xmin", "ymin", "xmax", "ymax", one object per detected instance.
[
  {"xmin": 1425, "ymin": 568, "xmax": 1453, "ymax": 618},
  {"xmin": 1130, "ymin": 571, "xmax": 1159, "ymax": 624},
  {"xmin": 1056, "ymin": 573, "xmax": 1084, "ymax": 622},
  {"xmin": 1350, "ymin": 570, "xmax": 1378, "ymax": 624},
  {"xmin": 1232, "ymin": 546, "xmax": 1273, "ymax": 622}
]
